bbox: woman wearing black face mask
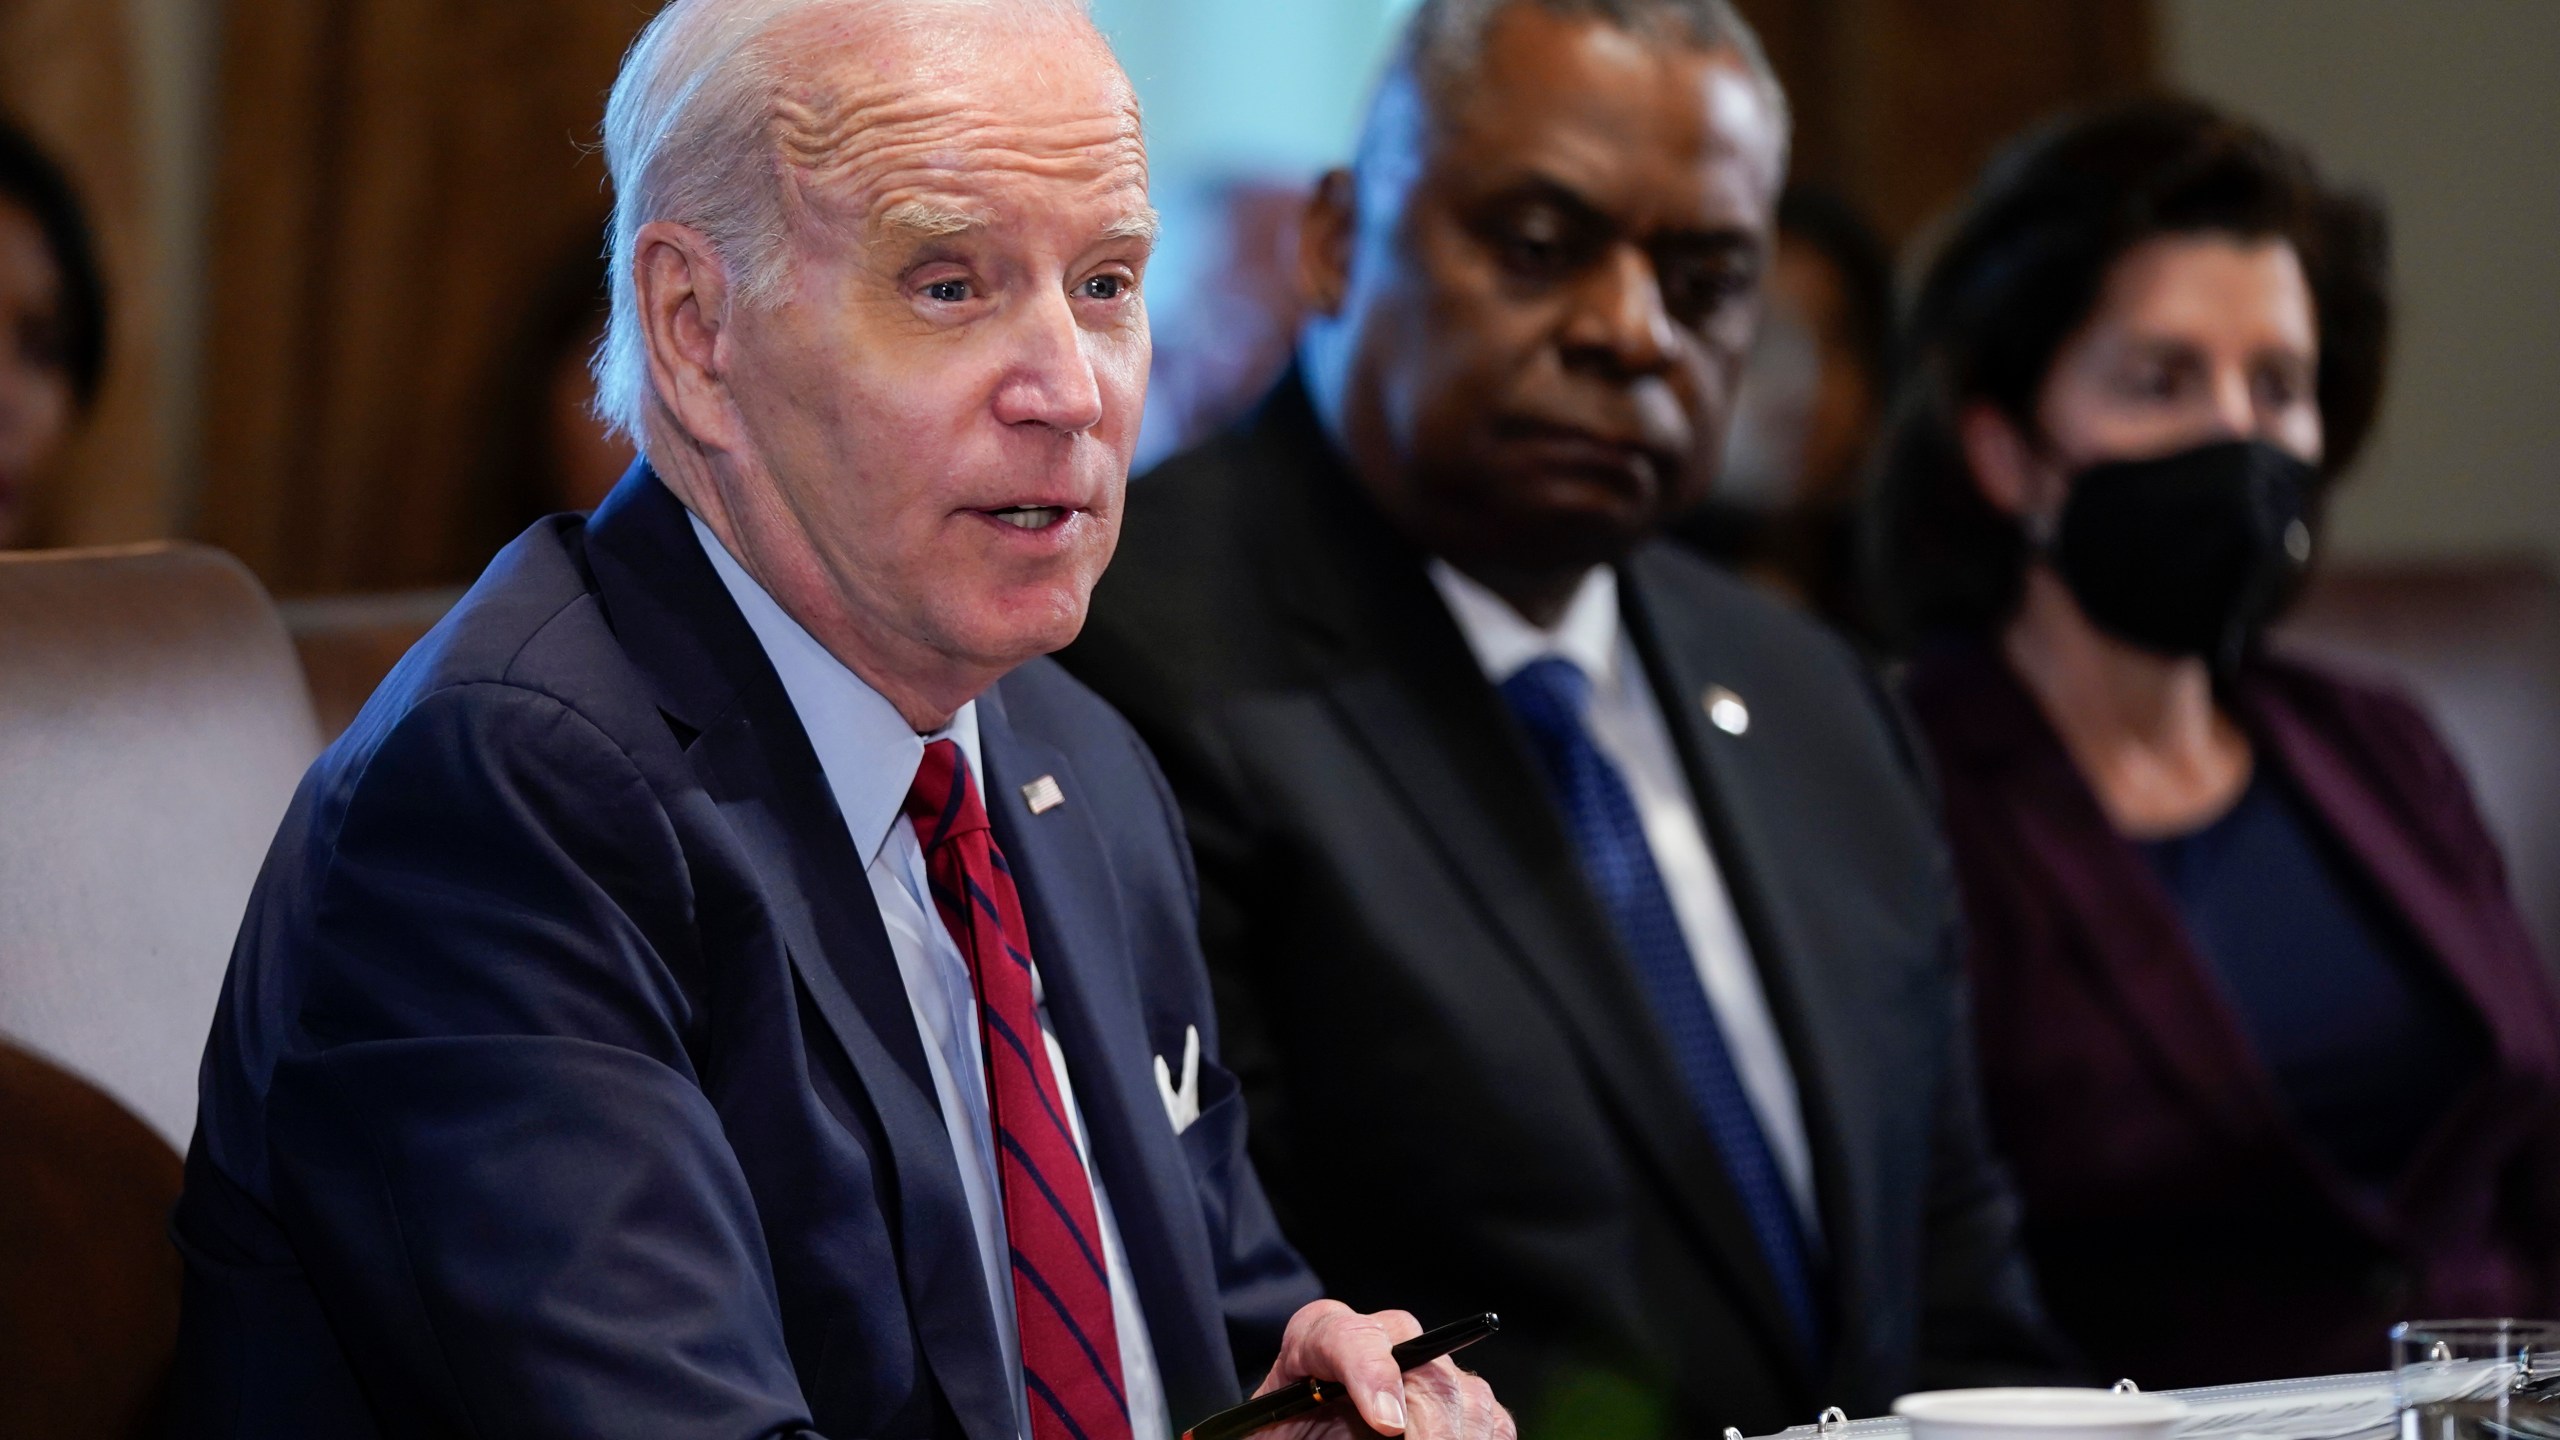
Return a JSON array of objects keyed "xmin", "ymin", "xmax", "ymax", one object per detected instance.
[{"xmin": 1870, "ymin": 98, "xmax": 2560, "ymax": 1387}]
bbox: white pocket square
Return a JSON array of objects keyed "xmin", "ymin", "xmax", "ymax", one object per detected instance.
[{"xmin": 1154, "ymin": 1024, "xmax": 1201, "ymax": 1135}]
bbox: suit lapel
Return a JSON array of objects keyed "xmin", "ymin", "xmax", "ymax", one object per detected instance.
[
  {"xmin": 1618, "ymin": 553, "xmax": 1885, "ymax": 1381},
  {"xmin": 2241, "ymin": 678, "xmax": 2560, "ymax": 1216},
  {"xmin": 2246, "ymin": 684, "xmax": 2552, "ymax": 1072},
  {"xmin": 1256, "ymin": 418, "xmax": 1812, "ymax": 1383},
  {"xmin": 2025, "ymin": 779, "xmax": 2294, "ymax": 1147},
  {"xmin": 583, "ymin": 469, "xmax": 1017, "ymax": 1440},
  {"xmin": 1942, "ymin": 649, "xmax": 2297, "ymax": 1150},
  {"xmin": 974, "ymin": 680, "xmax": 1237, "ymax": 1426}
]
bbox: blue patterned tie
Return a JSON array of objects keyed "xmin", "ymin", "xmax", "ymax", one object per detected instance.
[{"xmin": 1500, "ymin": 655, "xmax": 1825, "ymax": 1357}]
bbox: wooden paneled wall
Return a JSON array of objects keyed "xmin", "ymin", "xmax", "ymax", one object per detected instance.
[
  {"xmin": 1736, "ymin": 0, "xmax": 2155, "ymax": 243},
  {"xmin": 192, "ymin": 0, "xmax": 650, "ymax": 595}
]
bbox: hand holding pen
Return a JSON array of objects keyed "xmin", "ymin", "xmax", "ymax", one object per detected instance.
[{"xmin": 1196, "ymin": 1305, "xmax": 1511, "ymax": 1440}]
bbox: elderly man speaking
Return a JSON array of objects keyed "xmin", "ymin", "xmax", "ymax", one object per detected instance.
[{"xmin": 166, "ymin": 3, "xmax": 1510, "ymax": 1438}]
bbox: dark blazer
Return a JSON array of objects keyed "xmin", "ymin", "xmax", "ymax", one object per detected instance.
[
  {"xmin": 1903, "ymin": 641, "xmax": 2560, "ymax": 1387},
  {"xmin": 168, "ymin": 470, "xmax": 1319, "ymax": 1439},
  {"xmin": 1057, "ymin": 377, "xmax": 2061, "ymax": 1438}
]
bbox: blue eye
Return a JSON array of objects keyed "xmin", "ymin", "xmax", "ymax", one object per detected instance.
[
  {"xmin": 925, "ymin": 279, "xmax": 971, "ymax": 304},
  {"xmin": 1081, "ymin": 275, "xmax": 1126, "ymax": 300}
]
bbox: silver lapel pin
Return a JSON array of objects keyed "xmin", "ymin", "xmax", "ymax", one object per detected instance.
[{"xmin": 1702, "ymin": 685, "xmax": 1750, "ymax": 737}]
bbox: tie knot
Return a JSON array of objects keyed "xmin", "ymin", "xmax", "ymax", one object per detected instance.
[
  {"xmin": 1499, "ymin": 655, "xmax": 1593, "ymax": 736},
  {"xmin": 903, "ymin": 737, "xmax": 989, "ymax": 848}
]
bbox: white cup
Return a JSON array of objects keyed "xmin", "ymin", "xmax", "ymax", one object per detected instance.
[{"xmin": 1892, "ymin": 1388, "xmax": 2188, "ymax": 1440}]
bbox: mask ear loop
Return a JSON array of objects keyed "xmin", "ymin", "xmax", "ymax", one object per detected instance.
[
  {"xmin": 2013, "ymin": 420, "xmax": 2075, "ymax": 554},
  {"xmin": 2215, "ymin": 455, "xmax": 2318, "ymax": 684}
]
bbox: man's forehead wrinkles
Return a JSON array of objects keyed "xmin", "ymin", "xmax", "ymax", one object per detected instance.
[
  {"xmin": 770, "ymin": 51, "xmax": 1141, "ymax": 163},
  {"xmin": 857, "ymin": 129, "xmax": 1143, "ymax": 185},
  {"xmin": 772, "ymin": 83, "xmax": 952, "ymax": 173},
  {"xmin": 776, "ymin": 87, "xmax": 1144, "ymax": 199},
  {"xmin": 805, "ymin": 128, "xmax": 1147, "ymax": 225}
]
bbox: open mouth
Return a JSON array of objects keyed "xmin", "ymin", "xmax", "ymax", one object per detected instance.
[{"xmin": 983, "ymin": 504, "xmax": 1070, "ymax": 531}]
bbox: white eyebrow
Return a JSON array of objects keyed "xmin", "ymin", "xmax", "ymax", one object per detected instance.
[
  {"xmin": 876, "ymin": 202, "xmax": 1157, "ymax": 247},
  {"xmin": 880, "ymin": 200, "xmax": 982, "ymax": 238},
  {"xmin": 1101, "ymin": 207, "xmax": 1163, "ymax": 245}
]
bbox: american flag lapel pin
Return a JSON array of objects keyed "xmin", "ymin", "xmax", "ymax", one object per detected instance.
[{"xmin": 1021, "ymin": 774, "xmax": 1066, "ymax": 815}]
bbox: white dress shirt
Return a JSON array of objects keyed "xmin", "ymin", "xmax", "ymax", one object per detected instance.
[
  {"xmin": 1428, "ymin": 559, "xmax": 1820, "ymax": 1230},
  {"xmin": 693, "ymin": 515, "xmax": 1170, "ymax": 1440}
]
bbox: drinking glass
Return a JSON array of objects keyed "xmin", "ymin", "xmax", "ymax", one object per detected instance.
[{"xmin": 2394, "ymin": 1320, "xmax": 2560, "ymax": 1440}]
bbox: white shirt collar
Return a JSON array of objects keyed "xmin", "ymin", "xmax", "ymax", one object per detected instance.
[
  {"xmin": 1428, "ymin": 559, "xmax": 1622, "ymax": 688},
  {"xmin": 689, "ymin": 511, "xmax": 983, "ymax": 869}
]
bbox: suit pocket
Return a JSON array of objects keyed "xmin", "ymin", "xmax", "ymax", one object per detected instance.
[{"xmin": 1176, "ymin": 1056, "xmax": 1247, "ymax": 1185}]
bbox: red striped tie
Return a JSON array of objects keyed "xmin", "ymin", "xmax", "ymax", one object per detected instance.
[{"xmin": 905, "ymin": 739, "xmax": 1133, "ymax": 1440}]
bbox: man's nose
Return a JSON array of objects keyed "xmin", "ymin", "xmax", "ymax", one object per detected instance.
[
  {"xmin": 992, "ymin": 290, "xmax": 1106, "ymax": 434},
  {"xmin": 1559, "ymin": 246, "xmax": 1679, "ymax": 379}
]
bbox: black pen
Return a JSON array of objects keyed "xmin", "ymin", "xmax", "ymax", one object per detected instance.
[{"xmin": 1181, "ymin": 1313, "xmax": 1501, "ymax": 1440}]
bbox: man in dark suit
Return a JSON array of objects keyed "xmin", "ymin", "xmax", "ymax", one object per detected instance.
[
  {"xmin": 167, "ymin": 3, "xmax": 1513, "ymax": 1437},
  {"xmin": 1059, "ymin": 2, "xmax": 2064, "ymax": 1434}
]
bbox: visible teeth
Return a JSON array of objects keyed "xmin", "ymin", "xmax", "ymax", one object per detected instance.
[{"xmin": 991, "ymin": 506, "xmax": 1064, "ymax": 530}]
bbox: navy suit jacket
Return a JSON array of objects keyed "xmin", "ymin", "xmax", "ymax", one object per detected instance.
[{"xmin": 168, "ymin": 469, "xmax": 1320, "ymax": 1438}]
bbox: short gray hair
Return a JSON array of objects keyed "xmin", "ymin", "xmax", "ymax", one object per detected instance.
[
  {"xmin": 591, "ymin": 0, "xmax": 1093, "ymax": 444},
  {"xmin": 1388, "ymin": 0, "xmax": 1789, "ymax": 154}
]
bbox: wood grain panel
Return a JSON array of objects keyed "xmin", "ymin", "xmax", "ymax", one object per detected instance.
[
  {"xmin": 1733, "ymin": 0, "xmax": 2154, "ymax": 242},
  {"xmin": 195, "ymin": 0, "xmax": 648, "ymax": 593}
]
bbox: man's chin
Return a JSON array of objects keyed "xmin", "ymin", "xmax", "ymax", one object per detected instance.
[
  {"xmin": 1474, "ymin": 502, "xmax": 1653, "ymax": 576},
  {"xmin": 941, "ymin": 588, "xmax": 1095, "ymax": 671}
]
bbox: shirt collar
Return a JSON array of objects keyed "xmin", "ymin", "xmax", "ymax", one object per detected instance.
[
  {"xmin": 1428, "ymin": 559, "xmax": 1622, "ymax": 688},
  {"xmin": 689, "ymin": 511, "xmax": 983, "ymax": 868}
]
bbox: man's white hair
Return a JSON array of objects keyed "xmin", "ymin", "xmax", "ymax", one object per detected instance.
[{"xmin": 591, "ymin": 0, "xmax": 1095, "ymax": 444}]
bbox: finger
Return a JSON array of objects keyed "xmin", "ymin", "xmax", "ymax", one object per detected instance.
[
  {"xmin": 1311, "ymin": 1308, "xmax": 1412, "ymax": 1435},
  {"xmin": 1399, "ymin": 1356, "xmax": 1468, "ymax": 1440},
  {"xmin": 1459, "ymin": 1373, "xmax": 1510, "ymax": 1440},
  {"xmin": 1353, "ymin": 1304, "xmax": 1428, "ymax": 1430},
  {"xmin": 1423, "ymin": 1371, "xmax": 1505, "ymax": 1440},
  {"xmin": 1259, "ymin": 1299, "xmax": 1354, "ymax": 1396}
]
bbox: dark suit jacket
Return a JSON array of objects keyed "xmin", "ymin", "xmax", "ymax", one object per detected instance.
[
  {"xmin": 1057, "ymin": 376, "xmax": 2061, "ymax": 1438},
  {"xmin": 167, "ymin": 470, "xmax": 1320, "ymax": 1439},
  {"xmin": 1904, "ymin": 641, "xmax": 2560, "ymax": 1387}
]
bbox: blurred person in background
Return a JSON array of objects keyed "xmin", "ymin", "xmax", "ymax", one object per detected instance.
[
  {"xmin": 1132, "ymin": 176, "xmax": 1313, "ymax": 472},
  {"xmin": 1873, "ymin": 96, "xmax": 2560, "ymax": 1387},
  {"xmin": 0, "ymin": 115, "xmax": 105, "ymax": 550},
  {"xmin": 471, "ymin": 236, "xmax": 639, "ymax": 566},
  {"xmin": 1672, "ymin": 185, "xmax": 1893, "ymax": 638},
  {"xmin": 1065, "ymin": 0, "xmax": 2064, "ymax": 1433}
]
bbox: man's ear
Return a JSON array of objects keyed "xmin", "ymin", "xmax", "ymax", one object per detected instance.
[
  {"xmin": 1295, "ymin": 169, "xmax": 1357, "ymax": 318},
  {"xmin": 1959, "ymin": 401, "xmax": 2048, "ymax": 520},
  {"xmin": 634, "ymin": 221, "xmax": 747, "ymax": 455}
]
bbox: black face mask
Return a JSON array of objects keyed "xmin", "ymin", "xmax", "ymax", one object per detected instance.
[{"xmin": 2047, "ymin": 438, "xmax": 2317, "ymax": 674}]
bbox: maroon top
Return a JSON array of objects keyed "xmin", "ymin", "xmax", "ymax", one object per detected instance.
[{"xmin": 1904, "ymin": 642, "xmax": 2560, "ymax": 1387}]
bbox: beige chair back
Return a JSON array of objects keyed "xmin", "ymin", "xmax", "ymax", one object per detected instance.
[{"xmin": 0, "ymin": 544, "xmax": 320, "ymax": 1151}]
